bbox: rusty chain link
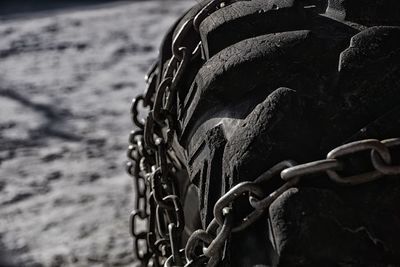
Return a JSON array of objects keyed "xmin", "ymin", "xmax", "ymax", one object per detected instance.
[{"xmin": 126, "ymin": 0, "xmax": 400, "ymax": 266}]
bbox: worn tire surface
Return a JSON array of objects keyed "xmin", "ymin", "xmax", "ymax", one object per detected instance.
[{"xmin": 165, "ymin": 0, "xmax": 400, "ymax": 266}]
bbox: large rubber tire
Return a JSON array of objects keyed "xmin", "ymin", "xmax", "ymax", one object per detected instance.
[{"xmin": 167, "ymin": 0, "xmax": 400, "ymax": 266}]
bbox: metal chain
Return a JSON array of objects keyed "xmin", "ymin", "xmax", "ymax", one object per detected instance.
[
  {"xmin": 184, "ymin": 138, "xmax": 400, "ymax": 265},
  {"xmin": 127, "ymin": 127, "xmax": 152, "ymax": 265},
  {"xmin": 127, "ymin": 0, "xmax": 400, "ymax": 266},
  {"xmin": 127, "ymin": 1, "xmax": 228, "ymax": 266}
]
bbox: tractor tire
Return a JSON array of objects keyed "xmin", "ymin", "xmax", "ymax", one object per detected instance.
[{"xmin": 163, "ymin": 0, "xmax": 400, "ymax": 266}]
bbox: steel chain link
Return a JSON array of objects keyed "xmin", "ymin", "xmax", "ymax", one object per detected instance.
[
  {"xmin": 126, "ymin": 0, "xmax": 400, "ymax": 266},
  {"xmin": 126, "ymin": 1, "xmax": 228, "ymax": 266},
  {"xmin": 184, "ymin": 138, "xmax": 400, "ymax": 265}
]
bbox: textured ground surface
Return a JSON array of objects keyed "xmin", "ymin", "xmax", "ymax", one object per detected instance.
[{"xmin": 0, "ymin": 1, "xmax": 194, "ymax": 266}]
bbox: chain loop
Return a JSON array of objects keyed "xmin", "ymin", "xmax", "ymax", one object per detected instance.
[
  {"xmin": 172, "ymin": 19, "xmax": 194, "ymax": 61},
  {"xmin": 135, "ymin": 231, "xmax": 151, "ymax": 262},
  {"xmin": 203, "ymin": 213, "xmax": 232, "ymax": 258},
  {"xmin": 130, "ymin": 210, "xmax": 148, "ymax": 237},
  {"xmin": 249, "ymin": 176, "xmax": 301, "ymax": 211},
  {"xmin": 127, "ymin": 144, "xmax": 139, "ymax": 162},
  {"xmin": 153, "ymin": 77, "xmax": 173, "ymax": 123},
  {"xmin": 151, "ymin": 168, "xmax": 173, "ymax": 209},
  {"xmin": 213, "ymin": 181, "xmax": 264, "ymax": 231},
  {"xmin": 281, "ymin": 159, "xmax": 342, "ymax": 181},
  {"xmin": 371, "ymin": 138, "xmax": 400, "ymax": 175},
  {"xmin": 144, "ymin": 112, "xmax": 157, "ymax": 151},
  {"xmin": 163, "ymin": 195, "xmax": 185, "ymax": 231},
  {"xmin": 185, "ymin": 230, "xmax": 214, "ymax": 262},
  {"xmin": 131, "ymin": 95, "xmax": 146, "ymax": 129},
  {"xmin": 165, "ymin": 249, "xmax": 185, "ymax": 267},
  {"xmin": 129, "ymin": 130, "xmax": 144, "ymax": 145},
  {"xmin": 254, "ymin": 160, "xmax": 297, "ymax": 184},
  {"xmin": 326, "ymin": 139, "xmax": 391, "ymax": 185},
  {"xmin": 166, "ymin": 48, "xmax": 189, "ymax": 111},
  {"xmin": 168, "ymin": 225, "xmax": 184, "ymax": 266}
]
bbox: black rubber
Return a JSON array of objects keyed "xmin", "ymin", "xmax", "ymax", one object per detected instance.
[{"xmin": 164, "ymin": 0, "xmax": 400, "ymax": 266}]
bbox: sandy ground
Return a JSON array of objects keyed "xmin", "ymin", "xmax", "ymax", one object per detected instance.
[{"xmin": 0, "ymin": 1, "xmax": 195, "ymax": 266}]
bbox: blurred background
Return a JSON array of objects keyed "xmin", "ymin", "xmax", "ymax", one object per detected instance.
[
  {"xmin": 0, "ymin": 0, "xmax": 194, "ymax": 266},
  {"xmin": 0, "ymin": 1, "xmax": 122, "ymax": 17}
]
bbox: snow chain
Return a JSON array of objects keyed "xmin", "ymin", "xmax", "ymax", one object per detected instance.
[{"xmin": 126, "ymin": 1, "xmax": 400, "ymax": 266}]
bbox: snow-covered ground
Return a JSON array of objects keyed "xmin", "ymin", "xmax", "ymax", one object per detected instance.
[{"xmin": 0, "ymin": 1, "xmax": 194, "ymax": 266}]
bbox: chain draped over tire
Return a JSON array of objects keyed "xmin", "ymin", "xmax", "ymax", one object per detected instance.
[
  {"xmin": 126, "ymin": 1, "xmax": 400, "ymax": 266},
  {"xmin": 127, "ymin": 1, "xmax": 233, "ymax": 266}
]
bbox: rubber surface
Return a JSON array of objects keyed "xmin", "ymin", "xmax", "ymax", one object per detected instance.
[{"xmin": 166, "ymin": 0, "xmax": 400, "ymax": 266}]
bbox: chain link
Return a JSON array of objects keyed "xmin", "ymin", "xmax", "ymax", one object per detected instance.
[
  {"xmin": 326, "ymin": 139, "xmax": 392, "ymax": 185},
  {"xmin": 126, "ymin": 1, "xmax": 228, "ymax": 266},
  {"xmin": 130, "ymin": 95, "xmax": 146, "ymax": 129},
  {"xmin": 127, "ymin": 0, "xmax": 400, "ymax": 266},
  {"xmin": 180, "ymin": 137, "xmax": 400, "ymax": 265},
  {"xmin": 371, "ymin": 138, "xmax": 400, "ymax": 175}
]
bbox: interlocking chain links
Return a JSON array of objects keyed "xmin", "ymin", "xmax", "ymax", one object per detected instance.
[
  {"xmin": 127, "ymin": 1, "xmax": 229, "ymax": 267},
  {"xmin": 128, "ymin": 2, "xmax": 400, "ymax": 266},
  {"xmin": 185, "ymin": 211, "xmax": 233, "ymax": 267},
  {"xmin": 127, "ymin": 127, "xmax": 152, "ymax": 264},
  {"xmin": 127, "ymin": 0, "xmax": 400, "ymax": 265},
  {"xmin": 129, "ymin": 1, "xmax": 398, "ymax": 266},
  {"xmin": 371, "ymin": 138, "xmax": 400, "ymax": 175},
  {"xmin": 148, "ymin": 0, "xmax": 229, "ymax": 149},
  {"xmin": 184, "ymin": 138, "xmax": 400, "ymax": 265},
  {"xmin": 148, "ymin": 2, "xmax": 229, "ymax": 266}
]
